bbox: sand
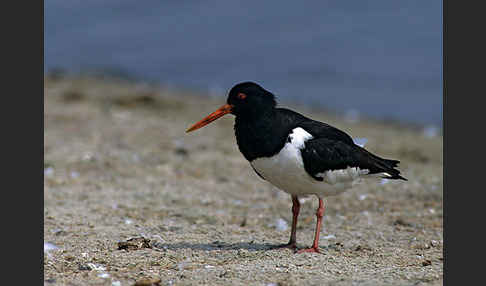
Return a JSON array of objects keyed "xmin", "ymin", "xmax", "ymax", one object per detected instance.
[{"xmin": 44, "ymin": 76, "xmax": 443, "ymax": 285}]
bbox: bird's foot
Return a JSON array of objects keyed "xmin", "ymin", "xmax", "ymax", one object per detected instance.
[{"xmin": 296, "ymin": 247, "xmax": 321, "ymax": 254}]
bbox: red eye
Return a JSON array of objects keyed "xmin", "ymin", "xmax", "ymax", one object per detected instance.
[{"xmin": 237, "ymin": 93, "xmax": 247, "ymax": 100}]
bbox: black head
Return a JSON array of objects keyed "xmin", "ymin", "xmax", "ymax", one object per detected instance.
[
  {"xmin": 226, "ymin": 82, "xmax": 277, "ymax": 116},
  {"xmin": 186, "ymin": 82, "xmax": 277, "ymax": 133}
]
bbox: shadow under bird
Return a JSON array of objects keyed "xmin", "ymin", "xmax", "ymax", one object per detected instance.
[{"xmin": 186, "ymin": 82, "xmax": 406, "ymax": 253}]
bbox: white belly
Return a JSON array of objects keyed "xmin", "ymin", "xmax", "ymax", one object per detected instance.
[{"xmin": 250, "ymin": 127, "xmax": 371, "ymax": 197}]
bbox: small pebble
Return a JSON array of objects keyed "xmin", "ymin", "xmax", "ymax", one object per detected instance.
[
  {"xmin": 174, "ymin": 147, "xmax": 189, "ymax": 156},
  {"xmin": 97, "ymin": 273, "xmax": 110, "ymax": 278},
  {"xmin": 78, "ymin": 264, "xmax": 92, "ymax": 271},
  {"xmin": 87, "ymin": 263, "xmax": 106, "ymax": 271},
  {"xmin": 422, "ymin": 259, "xmax": 432, "ymax": 266},
  {"xmin": 117, "ymin": 237, "xmax": 151, "ymax": 250},
  {"xmin": 322, "ymin": 234, "xmax": 336, "ymax": 240},
  {"xmin": 82, "ymin": 152, "xmax": 94, "ymax": 161},
  {"xmin": 275, "ymin": 218, "xmax": 289, "ymax": 231},
  {"xmin": 134, "ymin": 277, "xmax": 161, "ymax": 286},
  {"xmin": 44, "ymin": 242, "xmax": 59, "ymax": 253}
]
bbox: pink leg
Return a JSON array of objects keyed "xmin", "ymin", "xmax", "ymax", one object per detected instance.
[
  {"xmin": 287, "ymin": 195, "xmax": 300, "ymax": 248},
  {"xmin": 275, "ymin": 196, "xmax": 300, "ymax": 250},
  {"xmin": 297, "ymin": 198, "xmax": 325, "ymax": 253}
]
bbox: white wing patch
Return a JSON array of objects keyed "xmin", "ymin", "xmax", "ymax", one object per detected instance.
[{"xmin": 288, "ymin": 127, "xmax": 313, "ymax": 148}]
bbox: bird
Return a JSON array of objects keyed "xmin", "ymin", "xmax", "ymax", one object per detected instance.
[{"xmin": 186, "ymin": 82, "xmax": 406, "ymax": 253}]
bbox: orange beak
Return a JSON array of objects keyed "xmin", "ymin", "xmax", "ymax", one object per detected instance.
[{"xmin": 186, "ymin": 104, "xmax": 233, "ymax": 133}]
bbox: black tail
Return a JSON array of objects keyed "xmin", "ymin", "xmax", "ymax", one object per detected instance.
[
  {"xmin": 359, "ymin": 148, "xmax": 407, "ymax": 181},
  {"xmin": 381, "ymin": 158, "xmax": 407, "ymax": 181}
]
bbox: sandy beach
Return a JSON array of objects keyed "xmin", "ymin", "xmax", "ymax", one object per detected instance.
[{"xmin": 44, "ymin": 76, "xmax": 443, "ymax": 285}]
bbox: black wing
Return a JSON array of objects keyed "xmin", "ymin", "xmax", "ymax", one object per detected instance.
[
  {"xmin": 300, "ymin": 138, "xmax": 407, "ymax": 181},
  {"xmin": 298, "ymin": 119, "xmax": 355, "ymax": 145},
  {"xmin": 275, "ymin": 108, "xmax": 406, "ymax": 181},
  {"xmin": 276, "ymin": 108, "xmax": 354, "ymax": 144}
]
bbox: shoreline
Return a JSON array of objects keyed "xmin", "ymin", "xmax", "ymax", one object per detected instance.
[{"xmin": 44, "ymin": 71, "xmax": 443, "ymax": 132}]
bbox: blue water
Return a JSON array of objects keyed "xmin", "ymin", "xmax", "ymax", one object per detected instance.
[{"xmin": 45, "ymin": 0, "xmax": 442, "ymax": 126}]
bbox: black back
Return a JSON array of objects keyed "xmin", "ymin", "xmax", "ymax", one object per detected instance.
[{"xmin": 234, "ymin": 108, "xmax": 354, "ymax": 161}]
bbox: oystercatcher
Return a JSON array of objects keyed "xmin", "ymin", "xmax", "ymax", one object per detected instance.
[{"xmin": 186, "ymin": 82, "xmax": 406, "ymax": 253}]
